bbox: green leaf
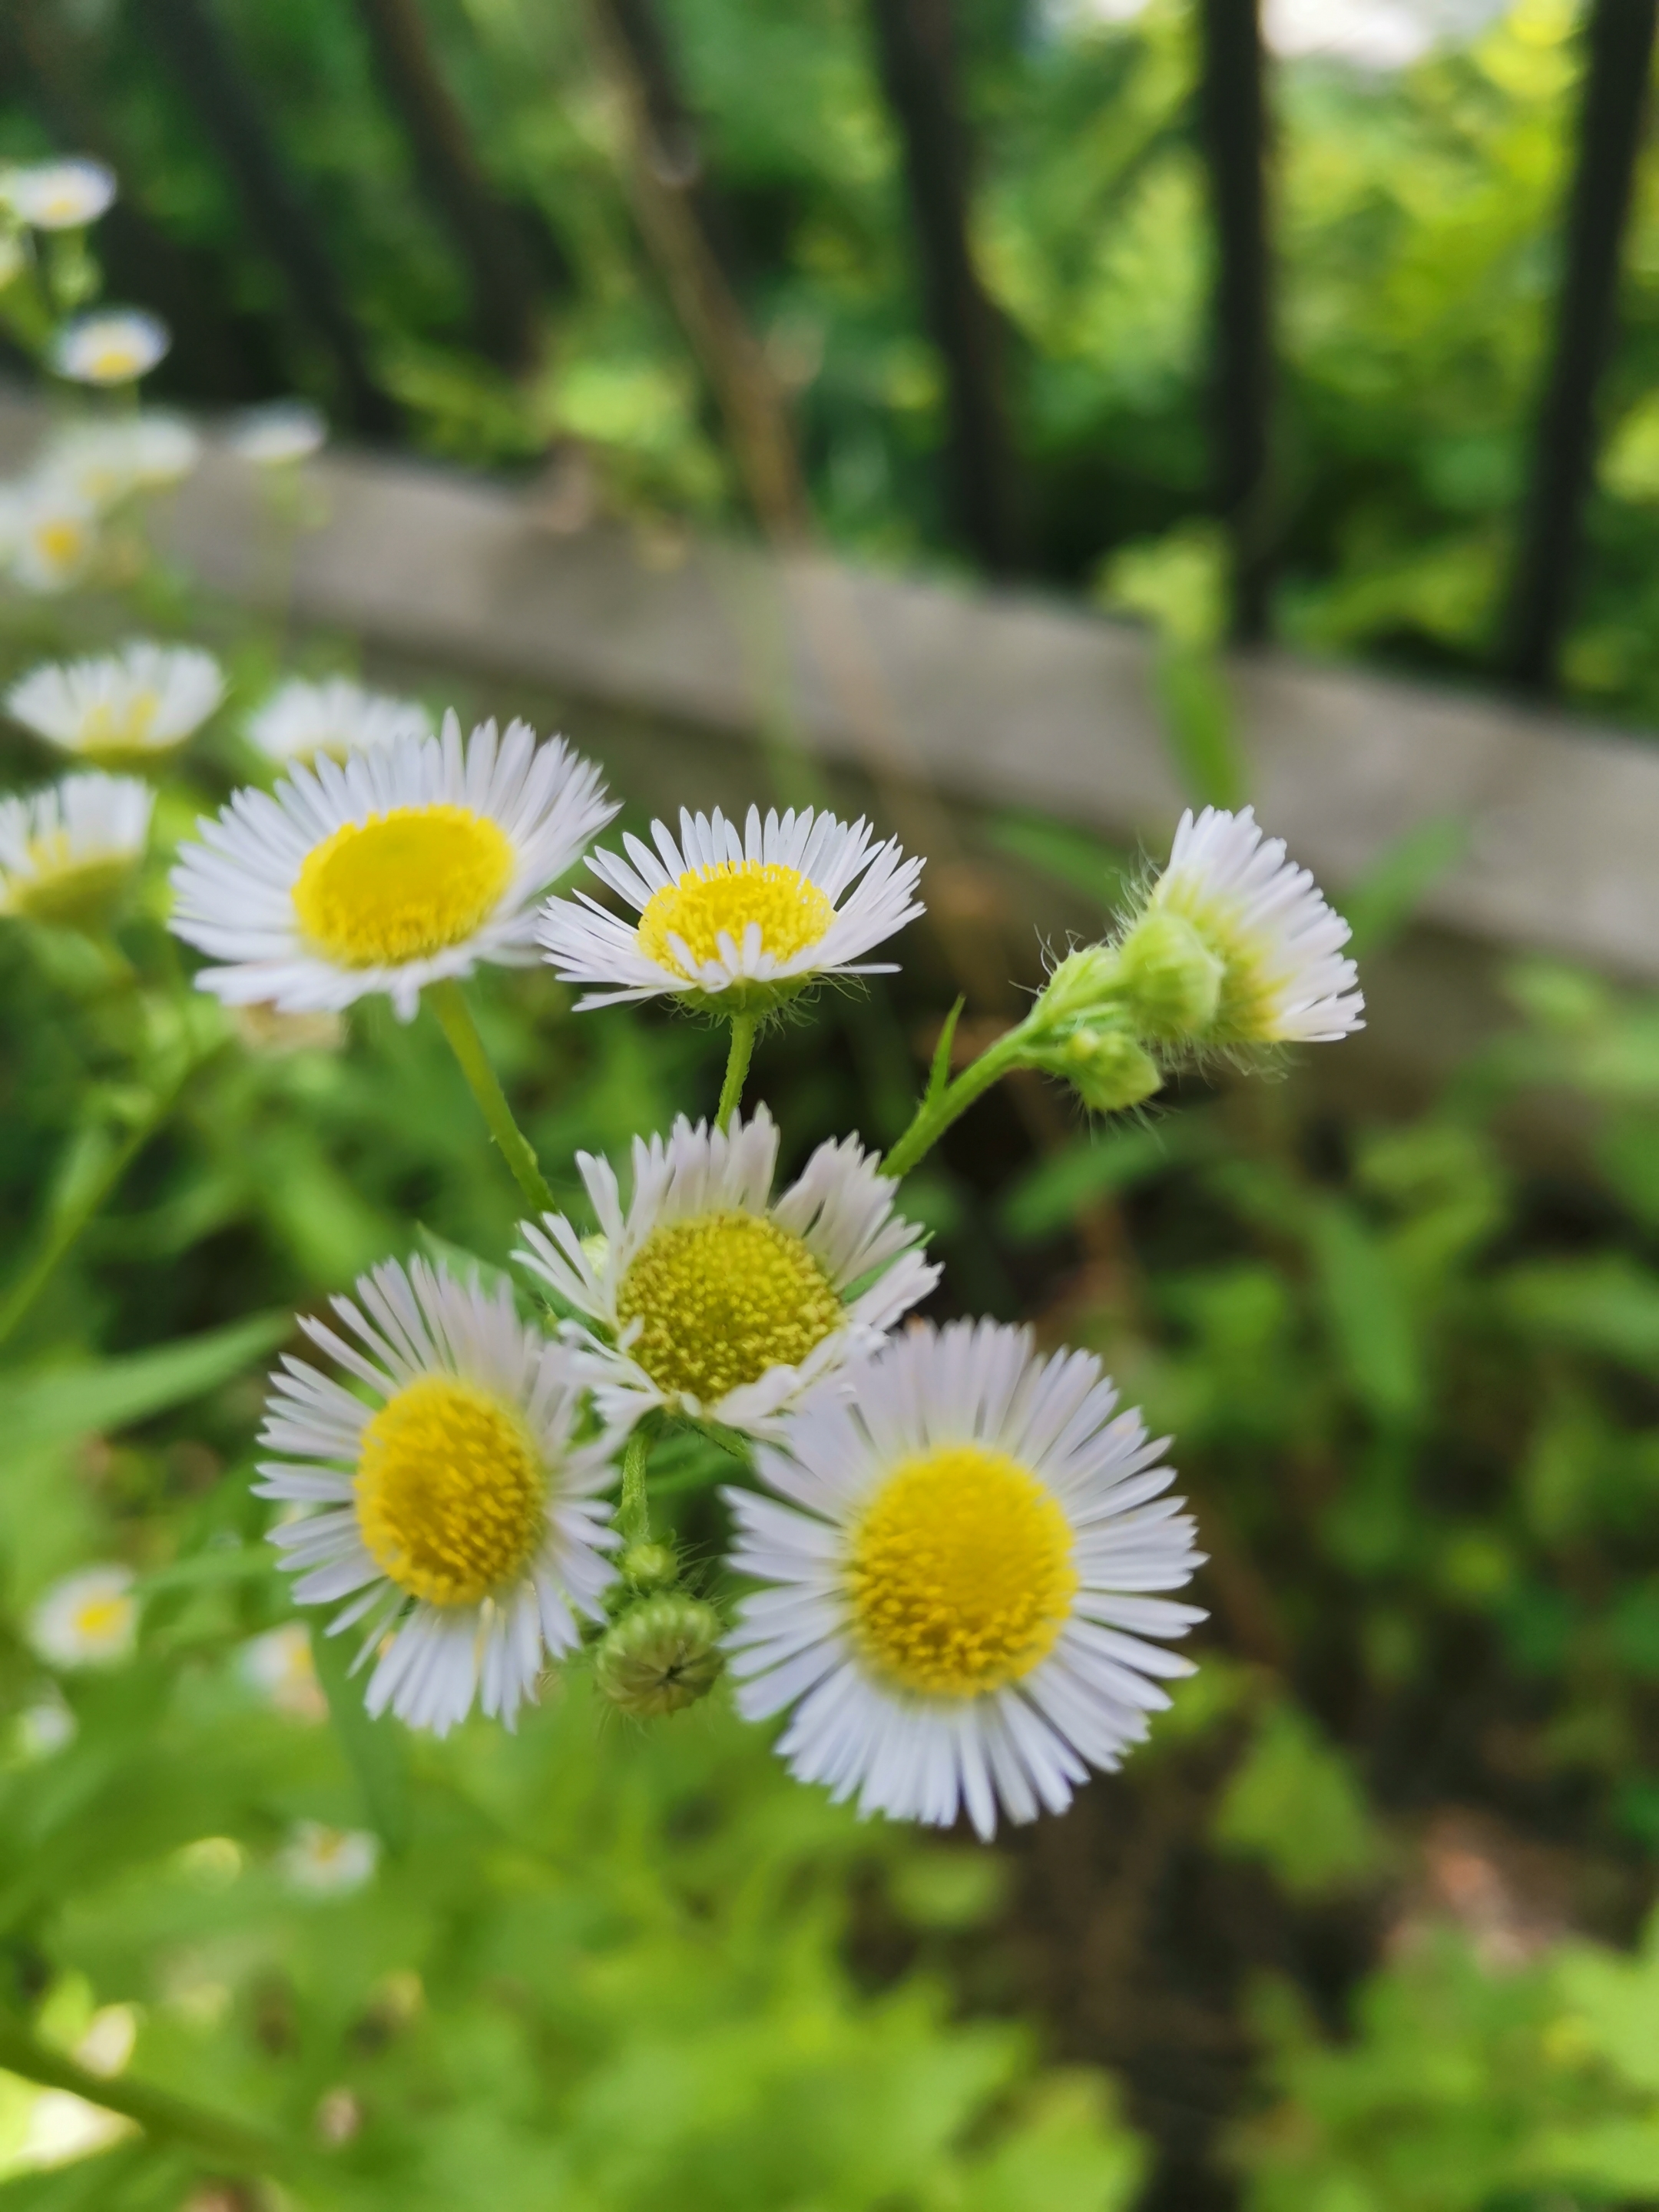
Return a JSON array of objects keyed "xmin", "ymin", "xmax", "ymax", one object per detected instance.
[
  {"xmin": 985, "ymin": 816, "xmax": 1133, "ymax": 913},
  {"xmin": 925, "ymin": 998, "xmax": 966, "ymax": 1110},
  {"xmin": 1155, "ymin": 645, "xmax": 1246, "ymax": 812},
  {"xmin": 1212, "ymin": 1703, "xmax": 1385, "ymax": 1897},
  {"xmin": 309, "ymin": 1618, "xmax": 412, "ymax": 1856},
  {"xmin": 0, "ymin": 1313, "xmax": 291, "ymax": 1455},
  {"xmin": 1502, "ymin": 1255, "xmax": 1659, "ymax": 1373},
  {"xmin": 998, "ymin": 1121, "xmax": 1210, "ymax": 1243},
  {"xmin": 1307, "ymin": 1200, "xmax": 1423, "ymax": 1425}
]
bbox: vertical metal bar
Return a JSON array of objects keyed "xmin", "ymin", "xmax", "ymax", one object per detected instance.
[
  {"xmin": 1197, "ymin": 0, "xmax": 1273, "ymax": 642},
  {"xmin": 1504, "ymin": 0, "xmax": 1658, "ymax": 692},
  {"xmin": 137, "ymin": 0, "xmax": 401, "ymax": 438},
  {"xmin": 866, "ymin": 0, "xmax": 1025, "ymax": 577},
  {"xmin": 351, "ymin": 0, "xmax": 540, "ymax": 371}
]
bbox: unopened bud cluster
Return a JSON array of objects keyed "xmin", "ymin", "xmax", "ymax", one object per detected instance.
[{"xmin": 593, "ymin": 1538, "xmax": 724, "ymax": 1720}]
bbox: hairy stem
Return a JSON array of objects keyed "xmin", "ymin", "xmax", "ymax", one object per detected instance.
[
  {"xmin": 717, "ymin": 1013, "xmax": 757, "ymax": 1128},
  {"xmin": 881, "ymin": 1023, "xmax": 1032, "ymax": 1180},
  {"xmin": 428, "ymin": 978, "xmax": 554, "ymax": 1215},
  {"xmin": 619, "ymin": 1426, "xmax": 653, "ymax": 1546},
  {"xmin": 0, "ymin": 2007, "xmax": 308, "ymax": 2181}
]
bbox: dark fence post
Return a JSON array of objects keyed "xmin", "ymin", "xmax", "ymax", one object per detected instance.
[
  {"xmin": 351, "ymin": 0, "xmax": 541, "ymax": 372},
  {"xmin": 137, "ymin": 0, "xmax": 401, "ymax": 437},
  {"xmin": 1197, "ymin": 0, "xmax": 1273, "ymax": 642},
  {"xmin": 1504, "ymin": 0, "xmax": 1658, "ymax": 693},
  {"xmin": 866, "ymin": 0, "xmax": 1024, "ymax": 578}
]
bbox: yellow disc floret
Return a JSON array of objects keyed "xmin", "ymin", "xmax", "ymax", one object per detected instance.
[
  {"xmin": 355, "ymin": 1373, "xmax": 544, "ymax": 1606},
  {"xmin": 637, "ymin": 860, "xmax": 833, "ymax": 980},
  {"xmin": 80, "ymin": 691, "xmax": 161, "ymax": 762},
  {"xmin": 847, "ymin": 1445, "xmax": 1078, "ymax": 1697},
  {"xmin": 616, "ymin": 1210, "xmax": 843, "ymax": 1404},
  {"xmin": 293, "ymin": 805, "xmax": 514, "ymax": 968}
]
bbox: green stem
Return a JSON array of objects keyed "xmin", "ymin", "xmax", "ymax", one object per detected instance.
[
  {"xmin": 428, "ymin": 978, "xmax": 554, "ymax": 1215},
  {"xmin": 0, "ymin": 1090, "xmax": 177, "ymax": 1352},
  {"xmin": 882, "ymin": 1022, "xmax": 1034, "ymax": 1180},
  {"xmin": 717, "ymin": 1014, "xmax": 758, "ymax": 1128},
  {"xmin": 619, "ymin": 1427, "xmax": 653, "ymax": 1546},
  {"xmin": 0, "ymin": 2007, "xmax": 308, "ymax": 2181}
]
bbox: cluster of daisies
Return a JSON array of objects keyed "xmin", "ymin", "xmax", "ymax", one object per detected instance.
[
  {"xmin": 0, "ymin": 640, "xmax": 438, "ymax": 930},
  {"xmin": 22, "ymin": 694, "xmax": 1357, "ymax": 1843},
  {"xmin": 0, "ymin": 154, "xmax": 326, "ymax": 595}
]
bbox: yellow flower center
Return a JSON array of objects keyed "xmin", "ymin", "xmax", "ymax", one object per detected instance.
[
  {"xmin": 615, "ymin": 1210, "xmax": 843, "ymax": 1405},
  {"xmin": 355, "ymin": 1374, "xmax": 545, "ymax": 1607},
  {"xmin": 35, "ymin": 518, "xmax": 87, "ymax": 571},
  {"xmin": 86, "ymin": 340, "xmax": 143, "ymax": 380},
  {"xmin": 81, "ymin": 690, "xmax": 161, "ymax": 756},
  {"xmin": 292, "ymin": 805, "xmax": 514, "ymax": 968},
  {"xmin": 846, "ymin": 1444, "xmax": 1078, "ymax": 1697},
  {"xmin": 637, "ymin": 860, "xmax": 833, "ymax": 980},
  {"xmin": 73, "ymin": 1596, "xmax": 131, "ymax": 1643}
]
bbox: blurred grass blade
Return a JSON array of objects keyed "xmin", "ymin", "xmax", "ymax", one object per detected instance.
[
  {"xmin": 310, "ymin": 1618, "xmax": 413, "ymax": 1855},
  {"xmin": 1156, "ymin": 645, "xmax": 1247, "ymax": 811},
  {"xmin": 1341, "ymin": 814, "xmax": 1467, "ymax": 957},
  {"xmin": 0, "ymin": 1313, "xmax": 290, "ymax": 1455},
  {"xmin": 1502, "ymin": 1254, "xmax": 1659, "ymax": 1372},
  {"xmin": 999, "ymin": 1119, "xmax": 1213, "ymax": 1243},
  {"xmin": 986, "ymin": 813, "xmax": 1133, "ymax": 913},
  {"xmin": 1307, "ymin": 1199, "xmax": 1422, "ymax": 1426}
]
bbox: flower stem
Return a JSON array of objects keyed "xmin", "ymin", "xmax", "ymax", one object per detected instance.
[
  {"xmin": 619, "ymin": 1426, "xmax": 653, "ymax": 1545},
  {"xmin": 428, "ymin": 978, "xmax": 554, "ymax": 1216},
  {"xmin": 882, "ymin": 1022, "xmax": 1033, "ymax": 1180},
  {"xmin": 0, "ymin": 2006, "xmax": 309, "ymax": 2181},
  {"xmin": 717, "ymin": 1013, "xmax": 757, "ymax": 1128}
]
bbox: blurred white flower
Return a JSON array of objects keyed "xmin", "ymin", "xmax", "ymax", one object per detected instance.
[
  {"xmin": 0, "ymin": 479, "xmax": 99, "ymax": 594},
  {"xmin": 2, "ymin": 158, "xmax": 116, "ymax": 231},
  {"xmin": 7, "ymin": 2006, "xmax": 137, "ymax": 2174},
  {"xmin": 238, "ymin": 1622, "xmax": 326, "ymax": 1721},
  {"xmin": 247, "ymin": 676, "xmax": 430, "ymax": 768},
  {"xmin": 7, "ymin": 642, "xmax": 226, "ymax": 764},
  {"xmin": 226, "ymin": 399, "xmax": 326, "ymax": 465},
  {"xmin": 278, "ymin": 1821, "xmax": 379, "ymax": 1896},
  {"xmin": 41, "ymin": 414, "xmax": 200, "ymax": 510},
  {"xmin": 28, "ymin": 1565, "xmax": 139, "ymax": 1670},
  {"xmin": 0, "ymin": 773, "xmax": 153, "ymax": 926},
  {"xmin": 14, "ymin": 1694, "xmax": 77, "ymax": 1762},
  {"xmin": 51, "ymin": 307, "xmax": 170, "ymax": 387}
]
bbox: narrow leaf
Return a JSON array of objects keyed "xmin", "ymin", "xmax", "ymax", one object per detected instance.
[
  {"xmin": 309, "ymin": 1618, "xmax": 412, "ymax": 1856},
  {"xmin": 0, "ymin": 1312, "xmax": 291, "ymax": 1455}
]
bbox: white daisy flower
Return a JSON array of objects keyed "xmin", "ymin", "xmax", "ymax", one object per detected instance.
[
  {"xmin": 238, "ymin": 1622, "xmax": 326, "ymax": 1721},
  {"xmin": 515, "ymin": 1104, "xmax": 938, "ymax": 1439},
  {"xmin": 0, "ymin": 478, "xmax": 98, "ymax": 593},
  {"xmin": 278, "ymin": 1821, "xmax": 379, "ymax": 1896},
  {"xmin": 6, "ymin": 643, "xmax": 225, "ymax": 766},
  {"xmin": 225, "ymin": 399, "xmax": 326, "ymax": 466},
  {"xmin": 0, "ymin": 772, "xmax": 153, "ymax": 926},
  {"xmin": 51, "ymin": 307, "xmax": 171, "ymax": 386},
  {"xmin": 41, "ymin": 414, "xmax": 201, "ymax": 509},
  {"xmin": 256, "ymin": 1256, "xmax": 621, "ymax": 1734},
  {"xmin": 726, "ymin": 1319, "xmax": 1205, "ymax": 1840},
  {"xmin": 538, "ymin": 803, "xmax": 925, "ymax": 1012},
  {"xmin": 1139, "ymin": 804, "xmax": 1364, "ymax": 1044},
  {"xmin": 247, "ymin": 676, "xmax": 430, "ymax": 768},
  {"xmin": 29, "ymin": 1565, "xmax": 140, "ymax": 1670},
  {"xmin": 169, "ymin": 714, "xmax": 615, "ymax": 1021},
  {"xmin": 2, "ymin": 157, "xmax": 116, "ymax": 230}
]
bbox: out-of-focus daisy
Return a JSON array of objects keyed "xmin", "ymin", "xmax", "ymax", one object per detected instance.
[
  {"xmin": 1133, "ymin": 805, "xmax": 1364, "ymax": 1044},
  {"xmin": 170, "ymin": 715, "xmax": 614, "ymax": 1020},
  {"xmin": 238, "ymin": 1621, "xmax": 326, "ymax": 1721},
  {"xmin": 28, "ymin": 1565, "xmax": 140, "ymax": 1670},
  {"xmin": 538, "ymin": 804, "xmax": 925, "ymax": 1013},
  {"xmin": 278, "ymin": 1821, "xmax": 379, "ymax": 1896},
  {"xmin": 257, "ymin": 1256, "xmax": 622, "ymax": 1734},
  {"xmin": 51, "ymin": 306, "xmax": 170, "ymax": 386},
  {"xmin": 726, "ymin": 1319, "xmax": 1205, "ymax": 1839},
  {"xmin": 247, "ymin": 676, "xmax": 429, "ymax": 768},
  {"xmin": 229, "ymin": 1003, "xmax": 346, "ymax": 1055},
  {"xmin": 516, "ymin": 1104, "xmax": 937, "ymax": 1438},
  {"xmin": 2, "ymin": 157, "xmax": 116, "ymax": 230},
  {"xmin": 226, "ymin": 399, "xmax": 326, "ymax": 466},
  {"xmin": 41, "ymin": 414, "xmax": 200, "ymax": 508},
  {"xmin": 6, "ymin": 642, "xmax": 226, "ymax": 766},
  {"xmin": 13, "ymin": 1692, "xmax": 78, "ymax": 1762},
  {"xmin": 0, "ymin": 773, "xmax": 152, "ymax": 926},
  {"xmin": 0, "ymin": 478, "xmax": 98, "ymax": 593}
]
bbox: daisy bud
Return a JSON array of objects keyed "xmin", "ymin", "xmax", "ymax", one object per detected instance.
[
  {"xmin": 1028, "ymin": 942, "xmax": 1121, "ymax": 1030},
  {"xmin": 594, "ymin": 1594, "xmax": 724, "ymax": 1718},
  {"xmin": 618, "ymin": 1539, "xmax": 679, "ymax": 1594},
  {"xmin": 1112, "ymin": 910, "xmax": 1224, "ymax": 1041},
  {"xmin": 1026, "ymin": 1023, "xmax": 1161, "ymax": 1115}
]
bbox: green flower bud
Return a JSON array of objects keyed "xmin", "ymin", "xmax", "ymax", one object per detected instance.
[
  {"xmin": 619, "ymin": 1539, "xmax": 679, "ymax": 1594},
  {"xmin": 1028, "ymin": 943, "xmax": 1122, "ymax": 1032},
  {"xmin": 1028, "ymin": 1025, "xmax": 1162, "ymax": 1114},
  {"xmin": 594, "ymin": 1594, "xmax": 724, "ymax": 1718},
  {"xmin": 1114, "ymin": 909, "xmax": 1224, "ymax": 1042}
]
